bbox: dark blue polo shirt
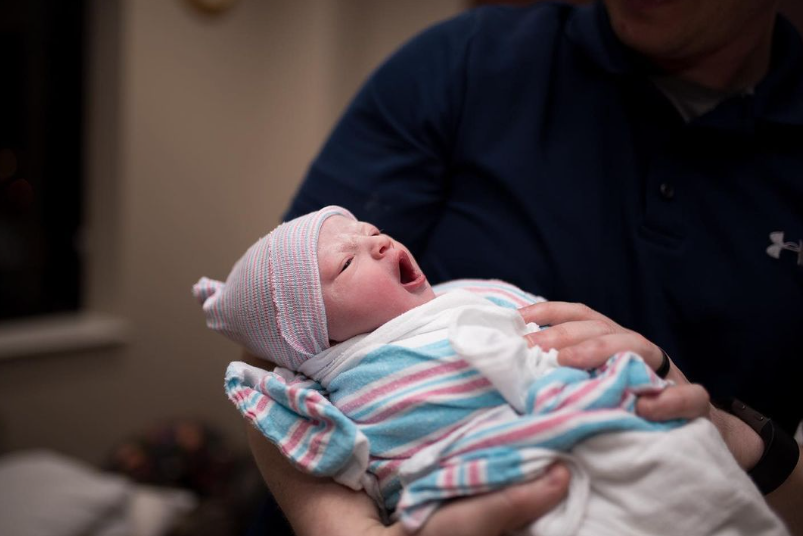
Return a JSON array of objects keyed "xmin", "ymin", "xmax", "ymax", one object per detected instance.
[{"xmin": 286, "ymin": 2, "xmax": 803, "ymax": 431}]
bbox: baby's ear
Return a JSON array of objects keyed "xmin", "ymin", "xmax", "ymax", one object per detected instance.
[{"xmin": 192, "ymin": 277, "xmax": 225, "ymax": 304}]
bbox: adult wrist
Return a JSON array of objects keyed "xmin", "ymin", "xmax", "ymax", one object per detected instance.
[{"xmin": 715, "ymin": 398, "xmax": 800, "ymax": 495}]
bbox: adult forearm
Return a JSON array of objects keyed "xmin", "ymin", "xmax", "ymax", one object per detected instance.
[
  {"xmin": 766, "ymin": 444, "xmax": 803, "ymax": 536},
  {"xmin": 708, "ymin": 408, "xmax": 764, "ymax": 470},
  {"xmin": 711, "ymin": 409, "xmax": 802, "ymax": 534},
  {"xmin": 709, "ymin": 404, "xmax": 802, "ymax": 534}
]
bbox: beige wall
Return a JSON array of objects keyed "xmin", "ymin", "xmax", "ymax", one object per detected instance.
[{"xmin": 0, "ymin": 0, "xmax": 464, "ymax": 464}]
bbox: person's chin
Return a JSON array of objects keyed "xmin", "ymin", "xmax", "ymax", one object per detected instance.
[
  {"xmin": 606, "ymin": 0, "xmax": 688, "ymax": 41},
  {"xmin": 608, "ymin": 13, "xmax": 691, "ymax": 62}
]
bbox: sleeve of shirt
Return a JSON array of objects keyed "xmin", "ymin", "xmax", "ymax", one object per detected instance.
[{"xmin": 284, "ymin": 10, "xmax": 480, "ymax": 255}]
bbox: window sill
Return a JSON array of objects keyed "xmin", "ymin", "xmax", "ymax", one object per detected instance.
[{"xmin": 0, "ymin": 312, "xmax": 130, "ymax": 361}]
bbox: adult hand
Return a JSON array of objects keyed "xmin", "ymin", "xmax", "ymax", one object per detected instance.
[
  {"xmin": 408, "ymin": 464, "xmax": 570, "ymax": 536},
  {"xmin": 518, "ymin": 301, "xmax": 762, "ymax": 469},
  {"xmin": 520, "ymin": 302, "xmax": 668, "ymax": 373}
]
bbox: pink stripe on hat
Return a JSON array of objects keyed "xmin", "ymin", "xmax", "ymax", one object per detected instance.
[{"xmin": 193, "ymin": 206, "xmax": 356, "ymax": 370}]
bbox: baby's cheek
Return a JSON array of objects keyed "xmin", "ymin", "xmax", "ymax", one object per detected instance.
[{"xmin": 359, "ymin": 287, "xmax": 398, "ymax": 320}]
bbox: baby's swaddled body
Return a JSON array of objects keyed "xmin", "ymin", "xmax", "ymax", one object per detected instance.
[{"xmin": 226, "ymin": 282, "xmax": 788, "ymax": 536}]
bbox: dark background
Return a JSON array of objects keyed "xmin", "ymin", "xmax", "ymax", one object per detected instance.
[{"xmin": 0, "ymin": 0, "xmax": 84, "ymax": 321}]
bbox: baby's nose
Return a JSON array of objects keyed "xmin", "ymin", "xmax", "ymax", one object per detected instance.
[{"xmin": 369, "ymin": 234, "xmax": 392, "ymax": 258}]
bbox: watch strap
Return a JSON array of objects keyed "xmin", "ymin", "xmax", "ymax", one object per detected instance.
[{"xmin": 718, "ymin": 398, "xmax": 800, "ymax": 495}]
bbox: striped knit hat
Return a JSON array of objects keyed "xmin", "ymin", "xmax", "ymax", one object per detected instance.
[{"xmin": 192, "ymin": 206, "xmax": 356, "ymax": 370}]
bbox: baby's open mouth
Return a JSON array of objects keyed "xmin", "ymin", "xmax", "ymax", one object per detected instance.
[{"xmin": 398, "ymin": 251, "xmax": 422, "ymax": 286}]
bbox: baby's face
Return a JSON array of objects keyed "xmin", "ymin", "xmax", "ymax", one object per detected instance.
[{"xmin": 317, "ymin": 215, "xmax": 436, "ymax": 342}]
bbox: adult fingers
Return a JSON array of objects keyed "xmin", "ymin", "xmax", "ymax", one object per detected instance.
[
  {"xmin": 557, "ymin": 332, "xmax": 664, "ymax": 371},
  {"xmin": 519, "ymin": 301, "xmax": 622, "ymax": 329},
  {"xmin": 415, "ymin": 464, "xmax": 570, "ymax": 536},
  {"xmin": 636, "ymin": 383, "xmax": 711, "ymax": 422},
  {"xmin": 525, "ymin": 319, "xmax": 619, "ymax": 351}
]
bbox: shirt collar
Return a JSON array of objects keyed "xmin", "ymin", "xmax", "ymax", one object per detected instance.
[{"xmin": 565, "ymin": 1, "xmax": 803, "ymax": 127}]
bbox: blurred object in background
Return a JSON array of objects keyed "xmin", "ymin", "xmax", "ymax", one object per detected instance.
[
  {"xmin": 0, "ymin": 421, "xmax": 268, "ymax": 536},
  {"xmin": 0, "ymin": 449, "xmax": 197, "ymax": 536},
  {"xmin": 184, "ymin": 0, "xmax": 240, "ymax": 17},
  {"xmin": 107, "ymin": 421, "xmax": 233, "ymax": 497},
  {"xmin": 107, "ymin": 419, "xmax": 268, "ymax": 536}
]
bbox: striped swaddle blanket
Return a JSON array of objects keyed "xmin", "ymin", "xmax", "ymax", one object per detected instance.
[{"xmin": 225, "ymin": 279, "xmax": 682, "ymax": 532}]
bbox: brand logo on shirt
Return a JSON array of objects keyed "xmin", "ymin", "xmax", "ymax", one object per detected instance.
[{"xmin": 766, "ymin": 232, "xmax": 803, "ymax": 266}]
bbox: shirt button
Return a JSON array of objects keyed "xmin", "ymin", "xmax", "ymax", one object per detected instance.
[{"xmin": 659, "ymin": 183, "xmax": 675, "ymax": 200}]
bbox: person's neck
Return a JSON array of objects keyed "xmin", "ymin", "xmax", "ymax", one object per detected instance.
[{"xmin": 652, "ymin": 16, "xmax": 776, "ymax": 92}]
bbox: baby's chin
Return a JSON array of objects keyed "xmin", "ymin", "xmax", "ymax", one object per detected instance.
[
  {"xmin": 390, "ymin": 290, "xmax": 438, "ymax": 321},
  {"xmin": 419, "ymin": 286, "xmax": 437, "ymax": 302}
]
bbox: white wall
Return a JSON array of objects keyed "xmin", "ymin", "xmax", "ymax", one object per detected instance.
[{"xmin": 0, "ymin": 0, "xmax": 465, "ymax": 463}]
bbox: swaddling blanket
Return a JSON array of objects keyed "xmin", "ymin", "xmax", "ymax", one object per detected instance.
[{"xmin": 225, "ymin": 282, "xmax": 788, "ymax": 536}]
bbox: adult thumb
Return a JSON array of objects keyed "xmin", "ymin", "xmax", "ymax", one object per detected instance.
[{"xmin": 415, "ymin": 463, "xmax": 570, "ymax": 536}]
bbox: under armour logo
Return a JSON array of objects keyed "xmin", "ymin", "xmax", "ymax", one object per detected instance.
[{"xmin": 766, "ymin": 232, "xmax": 803, "ymax": 266}]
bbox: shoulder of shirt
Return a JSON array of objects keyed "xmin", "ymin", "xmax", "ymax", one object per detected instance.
[{"xmin": 432, "ymin": 279, "xmax": 545, "ymax": 309}]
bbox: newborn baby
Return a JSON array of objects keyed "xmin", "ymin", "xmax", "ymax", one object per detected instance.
[{"xmin": 194, "ymin": 206, "xmax": 787, "ymax": 536}]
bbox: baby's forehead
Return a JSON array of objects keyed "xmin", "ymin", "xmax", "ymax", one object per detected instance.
[
  {"xmin": 317, "ymin": 215, "xmax": 360, "ymax": 260},
  {"xmin": 318, "ymin": 215, "xmax": 364, "ymax": 243}
]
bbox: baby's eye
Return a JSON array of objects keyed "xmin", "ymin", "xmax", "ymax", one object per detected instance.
[{"xmin": 340, "ymin": 258, "xmax": 353, "ymax": 273}]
